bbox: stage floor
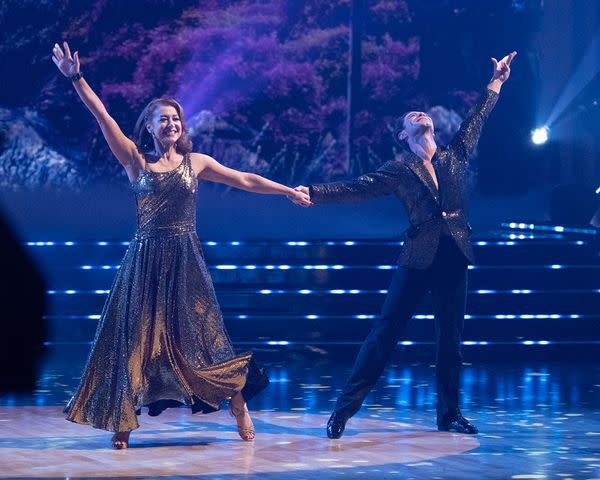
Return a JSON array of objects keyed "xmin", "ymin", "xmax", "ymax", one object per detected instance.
[{"xmin": 1, "ymin": 346, "xmax": 599, "ymax": 479}]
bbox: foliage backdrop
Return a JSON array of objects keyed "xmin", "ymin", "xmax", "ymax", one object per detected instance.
[{"xmin": 0, "ymin": 0, "xmax": 537, "ymax": 190}]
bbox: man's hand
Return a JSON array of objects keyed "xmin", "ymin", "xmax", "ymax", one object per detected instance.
[
  {"xmin": 488, "ymin": 51, "xmax": 516, "ymax": 93},
  {"xmin": 287, "ymin": 185, "xmax": 313, "ymax": 207},
  {"xmin": 491, "ymin": 51, "xmax": 517, "ymax": 83}
]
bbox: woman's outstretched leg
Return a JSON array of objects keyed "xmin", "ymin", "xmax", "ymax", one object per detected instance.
[
  {"xmin": 230, "ymin": 391, "xmax": 255, "ymax": 441},
  {"xmin": 111, "ymin": 431, "xmax": 131, "ymax": 449}
]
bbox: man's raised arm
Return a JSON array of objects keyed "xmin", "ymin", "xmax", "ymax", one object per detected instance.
[{"xmin": 450, "ymin": 51, "xmax": 517, "ymax": 160}]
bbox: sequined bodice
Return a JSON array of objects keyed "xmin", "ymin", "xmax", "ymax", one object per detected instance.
[{"xmin": 131, "ymin": 153, "xmax": 198, "ymax": 237}]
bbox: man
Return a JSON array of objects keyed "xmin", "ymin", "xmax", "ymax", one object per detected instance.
[{"xmin": 295, "ymin": 51, "xmax": 516, "ymax": 439}]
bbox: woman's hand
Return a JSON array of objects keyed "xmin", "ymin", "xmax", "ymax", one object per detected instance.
[
  {"xmin": 287, "ymin": 186, "xmax": 312, "ymax": 207},
  {"xmin": 52, "ymin": 41, "xmax": 80, "ymax": 78},
  {"xmin": 491, "ymin": 51, "xmax": 516, "ymax": 84}
]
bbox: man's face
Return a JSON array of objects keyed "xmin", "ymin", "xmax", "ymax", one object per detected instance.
[{"xmin": 402, "ymin": 111, "xmax": 434, "ymax": 139}]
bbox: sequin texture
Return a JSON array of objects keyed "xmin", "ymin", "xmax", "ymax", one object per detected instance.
[
  {"xmin": 310, "ymin": 89, "xmax": 498, "ymax": 269},
  {"xmin": 64, "ymin": 153, "xmax": 268, "ymax": 432}
]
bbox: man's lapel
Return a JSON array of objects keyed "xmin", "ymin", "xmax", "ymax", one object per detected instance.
[{"xmin": 406, "ymin": 153, "xmax": 440, "ymax": 203}]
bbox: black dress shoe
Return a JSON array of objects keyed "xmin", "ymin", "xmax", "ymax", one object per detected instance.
[
  {"xmin": 438, "ymin": 413, "xmax": 479, "ymax": 434},
  {"xmin": 327, "ymin": 412, "xmax": 347, "ymax": 439}
]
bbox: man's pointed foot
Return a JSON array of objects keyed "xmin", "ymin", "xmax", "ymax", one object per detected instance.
[
  {"xmin": 437, "ymin": 413, "xmax": 478, "ymax": 434},
  {"xmin": 327, "ymin": 412, "xmax": 347, "ymax": 439}
]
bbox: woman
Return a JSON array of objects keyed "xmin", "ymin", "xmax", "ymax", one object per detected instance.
[{"xmin": 52, "ymin": 41, "xmax": 311, "ymax": 449}]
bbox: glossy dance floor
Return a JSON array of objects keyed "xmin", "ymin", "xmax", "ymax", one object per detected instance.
[{"xmin": 1, "ymin": 346, "xmax": 600, "ymax": 479}]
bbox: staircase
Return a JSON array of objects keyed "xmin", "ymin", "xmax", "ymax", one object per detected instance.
[{"xmin": 26, "ymin": 224, "xmax": 600, "ymax": 347}]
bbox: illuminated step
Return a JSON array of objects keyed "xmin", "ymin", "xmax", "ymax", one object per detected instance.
[
  {"xmin": 42, "ymin": 313, "xmax": 594, "ymax": 321},
  {"xmin": 502, "ymin": 221, "xmax": 597, "ymax": 236},
  {"xmin": 72, "ymin": 263, "xmax": 597, "ymax": 270},
  {"xmin": 46, "ymin": 288, "xmax": 600, "ymax": 295},
  {"xmin": 40, "ymin": 339, "xmax": 600, "ymax": 347},
  {"xmin": 43, "ymin": 313, "xmax": 600, "ymax": 343}
]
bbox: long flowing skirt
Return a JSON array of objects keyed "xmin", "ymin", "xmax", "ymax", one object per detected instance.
[{"xmin": 65, "ymin": 231, "xmax": 268, "ymax": 432}]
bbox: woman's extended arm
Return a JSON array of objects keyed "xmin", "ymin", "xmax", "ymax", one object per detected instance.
[
  {"xmin": 194, "ymin": 153, "xmax": 311, "ymax": 206},
  {"xmin": 52, "ymin": 42, "xmax": 139, "ymax": 170}
]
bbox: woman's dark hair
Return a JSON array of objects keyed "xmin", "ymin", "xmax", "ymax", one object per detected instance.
[{"xmin": 133, "ymin": 97, "xmax": 193, "ymax": 154}]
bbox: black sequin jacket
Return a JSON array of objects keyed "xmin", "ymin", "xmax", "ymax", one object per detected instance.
[{"xmin": 309, "ymin": 89, "xmax": 499, "ymax": 269}]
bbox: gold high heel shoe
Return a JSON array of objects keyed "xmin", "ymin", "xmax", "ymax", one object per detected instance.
[
  {"xmin": 229, "ymin": 402, "xmax": 255, "ymax": 441},
  {"xmin": 111, "ymin": 431, "xmax": 131, "ymax": 449}
]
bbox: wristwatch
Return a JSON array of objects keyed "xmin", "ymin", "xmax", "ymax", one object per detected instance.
[{"xmin": 70, "ymin": 72, "xmax": 83, "ymax": 82}]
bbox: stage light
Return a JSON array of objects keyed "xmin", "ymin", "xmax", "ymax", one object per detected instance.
[{"xmin": 531, "ymin": 126, "xmax": 549, "ymax": 145}]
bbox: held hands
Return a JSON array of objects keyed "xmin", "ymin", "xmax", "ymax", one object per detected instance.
[
  {"xmin": 491, "ymin": 51, "xmax": 517, "ymax": 84},
  {"xmin": 52, "ymin": 42, "xmax": 80, "ymax": 78},
  {"xmin": 287, "ymin": 185, "xmax": 313, "ymax": 207}
]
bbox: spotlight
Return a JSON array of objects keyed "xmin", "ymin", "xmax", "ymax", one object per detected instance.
[{"xmin": 531, "ymin": 126, "xmax": 549, "ymax": 145}]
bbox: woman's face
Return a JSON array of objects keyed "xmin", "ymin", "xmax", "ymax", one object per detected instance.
[{"xmin": 146, "ymin": 105, "xmax": 182, "ymax": 148}]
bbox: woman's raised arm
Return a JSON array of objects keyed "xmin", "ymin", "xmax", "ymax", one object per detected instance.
[{"xmin": 52, "ymin": 42, "xmax": 139, "ymax": 171}]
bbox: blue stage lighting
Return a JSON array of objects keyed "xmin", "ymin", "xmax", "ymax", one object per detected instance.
[{"xmin": 531, "ymin": 126, "xmax": 549, "ymax": 145}]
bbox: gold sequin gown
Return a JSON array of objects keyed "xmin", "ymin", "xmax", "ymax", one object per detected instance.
[{"xmin": 65, "ymin": 153, "xmax": 268, "ymax": 432}]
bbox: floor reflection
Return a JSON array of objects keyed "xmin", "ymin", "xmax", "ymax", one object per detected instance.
[{"xmin": 0, "ymin": 345, "xmax": 599, "ymax": 479}]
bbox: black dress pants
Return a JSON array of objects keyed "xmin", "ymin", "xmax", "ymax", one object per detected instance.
[{"xmin": 333, "ymin": 235, "xmax": 468, "ymax": 425}]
